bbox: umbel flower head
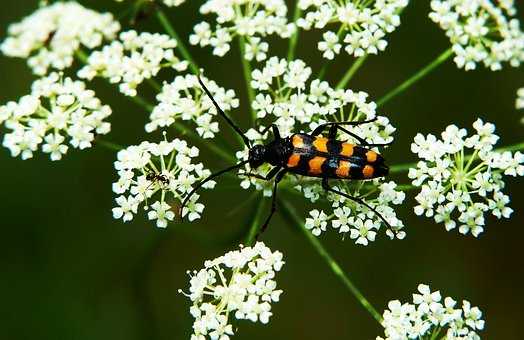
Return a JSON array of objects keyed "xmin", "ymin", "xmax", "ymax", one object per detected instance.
[
  {"xmin": 409, "ymin": 119, "xmax": 524, "ymax": 237},
  {"xmin": 0, "ymin": 72, "xmax": 111, "ymax": 160},
  {"xmin": 297, "ymin": 0, "xmax": 410, "ymax": 59},
  {"xmin": 239, "ymin": 57, "xmax": 405, "ymax": 244},
  {"xmin": 190, "ymin": 0, "xmax": 295, "ymax": 61},
  {"xmin": 378, "ymin": 284, "xmax": 485, "ymax": 339},
  {"xmin": 112, "ymin": 136, "xmax": 214, "ymax": 228},
  {"xmin": 430, "ymin": 0, "xmax": 524, "ymax": 71},
  {"xmin": 180, "ymin": 242, "xmax": 284, "ymax": 340},
  {"xmin": 78, "ymin": 30, "xmax": 188, "ymax": 97},
  {"xmin": 0, "ymin": 2, "xmax": 120, "ymax": 75},
  {"xmin": 146, "ymin": 74, "xmax": 239, "ymax": 139}
]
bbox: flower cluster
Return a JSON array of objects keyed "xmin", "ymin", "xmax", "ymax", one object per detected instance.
[
  {"xmin": 112, "ymin": 137, "xmax": 214, "ymax": 227},
  {"xmin": 239, "ymin": 57, "xmax": 405, "ymax": 244},
  {"xmin": 78, "ymin": 30, "xmax": 188, "ymax": 96},
  {"xmin": 297, "ymin": 0, "xmax": 409, "ymax": 59},
  {"xmin": 430, "ymin": 0, "xmax": 524, "ymax": 71},
  {"xmin": 0, "ymin": 72, "xmax": 111, "ymax": 160},
  {"xmin": 378, "ymin": 284, "xmax": 484, "ymax": 339},
  {"xmin": 180, "ymin": 242, "xmax": 284, "ymax": 340},
  {"xmin": 146, "ymin": 74, "xmax": 239, "ymax": 138},
  {"xmin": 115, "ymin": 0, "xmax": 186, "ymax": 6},
  {"xmin": 409, "ymin": 119, "xmax": 524, "ymax": 237},
  {"xmin": 190, "ymin": 0, "xmax": 294, "ymax": 61},
  {"xmin": 0, "ymin": 2, "xmax": 120, "ymax": 75}
]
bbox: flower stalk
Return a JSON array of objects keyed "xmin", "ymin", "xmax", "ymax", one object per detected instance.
[
  {"xmin": 155, "ymin": 9, "xmax": 199, "ymax": 74},
  {"xmin": 279, "ymin": 198, "xmax": 383, "ymax": 324},
  {"xmin": 336, "ymin": 55, "xmax": 368, "ymax": 90},
  {"xmin": 96, "ymin": 139, "xmax": 124, "ymax": 151},
  {"xmin": 287, "ymin": 5, "xmax": 302, "ymax": 61},
  {"xmin": 238, "ymin": 37, "xmax": 256, "ymax": 122},
  {"xmin": 244, "ymin": 198, "xmax": 267, "ymax": 246},
  {"xmin": 377, "ymin": 48, "xmax": 453, "ymax": 107}
]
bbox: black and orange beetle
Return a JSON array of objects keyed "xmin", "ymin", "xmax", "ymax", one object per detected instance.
[{"xmin": 180, "ymin": 77, "xmax": 397, "ymax": 237}]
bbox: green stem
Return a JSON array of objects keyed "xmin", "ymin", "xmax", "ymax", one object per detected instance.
[
  {"xmin": 146, "ymin": 78, "xmax": 162, "ymax": 92},
  {"xmin": 96, "ymin": 138, "xmax": 124, "ymax": 151},
  {"xmin": 336, "ymin": 55, "xmax": 368, "ymax": 90},
  {"xmin": 244, "ymin": 198, "xmax": 266, "ymax": 246},
  {"xmin": 390, "ymin": 141, "xmax": 524, "ymax": 173},
  {"xmin": 156, "ymin": 9, "xmax": 199, "ymax": 74},
  {"xmin": 238, "ymin": 37, "xmax": 256, "ymax": 123},
  {"xmin": 377, "ymin": 48, "xmax": 453, "ymax": 107},
  {"xmin": 75, "ymin": 49, "xmax": 88, "ymax": 63},
  {"xmin": 287, "ymin": 5, "xmax": 302, "ymax": 61},
  {"xmin": 128, "ymin": 95, "xmax": 155, "ymax": 112},
  {"xmin": 279, "ymin": 199, "xmax": 383, "ymax": 324},
  {"xmin": 429, "ymin": 327, "xmax": 442, "ymax": 340}
]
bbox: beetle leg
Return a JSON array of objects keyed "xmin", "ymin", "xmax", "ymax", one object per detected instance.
[
  {"xmin": 311, "ymin": 118, "xmax": 378, "ymax": 136},
  {"xmin": 259, "ymin": 124, "xmax": 281, "ymax": 140},
  {"xmin": 321, "ymin": 177, "xmax": 399, "ymax": 237},
  {"xmin": 256, "ymin": 169, "xmax": 288, "ymax": 239},
  {"xmin": 240, "ymin": 166, "xmax": 280, "ymax": 181}
]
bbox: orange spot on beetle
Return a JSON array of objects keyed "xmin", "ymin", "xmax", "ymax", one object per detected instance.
[
  {"xmin": 366, "ymin": 150, "xmax": 378, "ymax": 163},
  {"xmin": 292, "ymin": 135, "xmax": 304, "ymax": 148},
  {"xmin": 312, "ymin": 137, "xmax": 329, "ymax": 153},
  {"xmin": 340, "ymin": 143, "xmax": 354, "ymax": 157},
  {"xmin": 287, "ymin": 154, "xmax": 301, "ymax": 167},
  {"xmin": 308, "ymin": 156, "xmax": 326, "ymax": 175},
  {"xmin": 336, "ymin": 160, "xmax": 351, "ymax": 178},
  {"xmin": 363, "ymin": 165, "xmax": 375, "ymax": 179}
]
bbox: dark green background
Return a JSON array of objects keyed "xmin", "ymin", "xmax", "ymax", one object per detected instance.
[{"xmin": 1, "ymin": 1, "xmax": 523, "ymax": 339}]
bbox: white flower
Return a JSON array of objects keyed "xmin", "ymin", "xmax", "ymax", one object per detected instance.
[
  {"xmin": 180, "ymin": 242, "xmax": 284, "ymax": 339},
  {"xmin": 409, "ymin": 118, "xmax": 524, "ymax": 237},
  {"xmin": 78, "ymin": 30, "xmax": 188, "ymax": 97},
  {"xmin": 305, "ymin": 209, "xmax": 328, "ymax": 236},
  {"xmin": 1, "ymin": 2, "xmax": 120, "ymax": 75},
  {"xmin": 146, "ymin": 74, "xmax": 239, "ymax": 139},
  {"xmin": 430, "ymin": 0, "xmax": 524, "ymax": 70},
  {"xmin": 239, "ymin": 57, "xmax": 404, "ymax": 244},
  {"xmin": 190, "ymin": 0, "xmax": 294, "ymax": 60},
  {"xmin": 0, "ymin": 72, "xmax": 111, "ymax": 160},
  {"xmin": 112, "ymin": 137, "xmax": 214, "ymax": 227},
  {"xmin": 115, "ymin": 0, "xmax": 186, "ymax": 6},
  {"xmin": 318, "ymin": 31, "xmax": 341, "ymax": 60},
  {"xmin": 379, "ymin": 284, "xmax": 485, "ymax": 339},
  {"xmin": 349, "ymin": 219, "xmax": 377, "ymax": 246},
  {"xmin": 298, "ymin": 0, "xmax": 409, "ymax": 59}
]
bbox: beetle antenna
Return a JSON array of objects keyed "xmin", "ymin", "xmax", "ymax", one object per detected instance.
[
  {"xmin": 198, "ymin": 76, "xmax": 251, "ymax": 148},
  {"xmin": 179, "ymin": 160, "xmax": 250, "ymax": 218}
]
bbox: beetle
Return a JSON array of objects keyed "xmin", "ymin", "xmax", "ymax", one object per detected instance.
[{"xmin": 180, "ymin": 77, "xmax": 398, "ymax": 238}]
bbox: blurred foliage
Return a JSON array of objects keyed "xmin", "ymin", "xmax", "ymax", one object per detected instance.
[{"xmin": 0, "ymin": 1, "xmax": 524, "ymax": 339}]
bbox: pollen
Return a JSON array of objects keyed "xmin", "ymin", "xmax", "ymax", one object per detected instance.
[{"xmin": 308, "ymin": 156, "xmax": 326, "ymax": 175}]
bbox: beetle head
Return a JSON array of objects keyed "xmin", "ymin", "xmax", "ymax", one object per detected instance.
[{"xmin": 248, "ymin": 145, "xmax": 267, "ymax": 169}]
